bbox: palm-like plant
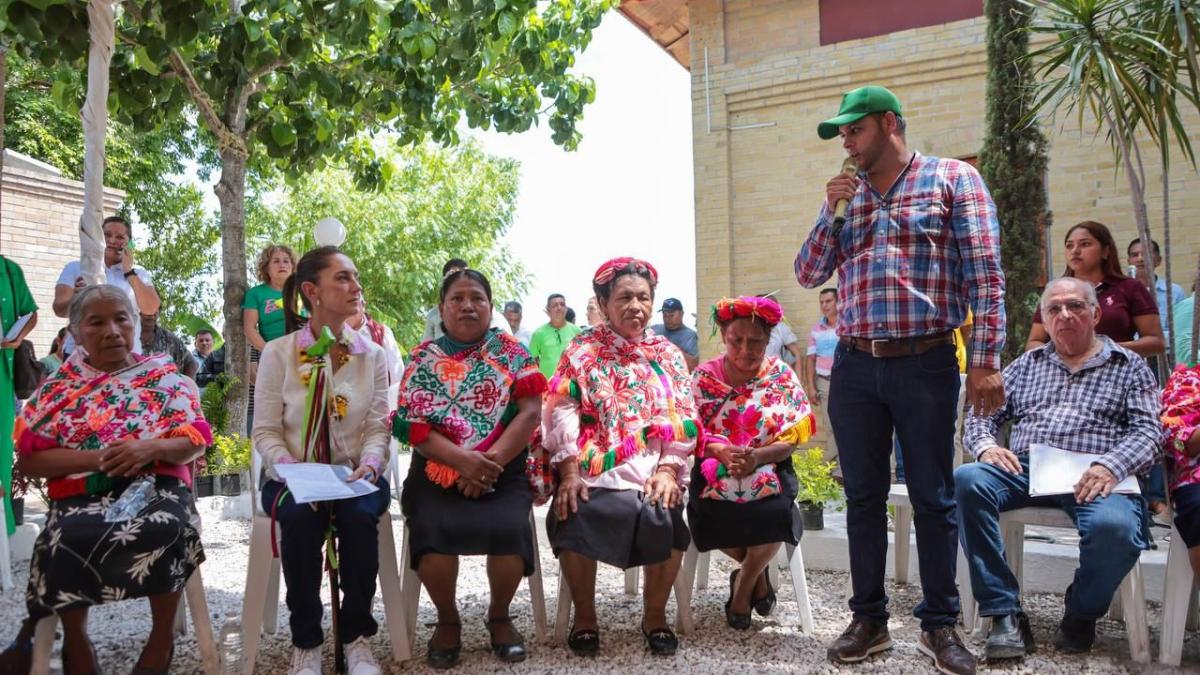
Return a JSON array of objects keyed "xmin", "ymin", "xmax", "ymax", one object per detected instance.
[{"xmin": 1020, "ymin": 0, "xmax": 1200, "ymax": 364}]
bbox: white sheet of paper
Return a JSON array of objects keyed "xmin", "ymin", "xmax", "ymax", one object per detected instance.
[
  {"xmin": 1028, "ymin": 443, "xmax": 1141, "ymax": 497},
  {"xmin": 274, "ymin": 463, "xmax": 380, "ymax": 505},
  {"xmin": 3, "ymin": 313, "xmax": 31, "ymax": 342}
]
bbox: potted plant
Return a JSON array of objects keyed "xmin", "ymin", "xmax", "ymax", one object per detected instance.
[
  {"xmin": 792, "ymin": 446, "xmax": 843, "ymax": 531},
  {"xmin": 211, "ymin": 433, "xmax": 252, "ymax": 496}
]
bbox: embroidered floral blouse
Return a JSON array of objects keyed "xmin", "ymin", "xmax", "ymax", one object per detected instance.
[
  {"xmin": 253, "ymin": 324, "xmax": 390, "ymax": 480},
  {"xmin": 14, "ymin": 351, "xmax": 212, "ymax": 500},
  {"xmin": 542, "ymin": 323, "xmax": 700, "ymax": 491},
  {"xmin": 1162, "ymin": 364, "xmax": 1200, "ymax": 490}
]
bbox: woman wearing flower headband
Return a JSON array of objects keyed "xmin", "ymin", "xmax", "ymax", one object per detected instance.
[
  {"xmin": 393, "ymin": 267, "xmax": 545, "ymax": 669},
  {"xmin": 543, "ymin": 257, "xmax": 701, "ymax": 657},
  {"xmin": 690, "ymin": 296, "xmax": 816, "ymax": 629},
  {"xmin": 252, "ymin": 246, "xmax": 392, "ymax": 675}
]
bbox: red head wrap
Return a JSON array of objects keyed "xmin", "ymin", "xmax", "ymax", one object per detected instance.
[
  {"xmin": 711, "ymin": 296, "xmax": 784, "ymax": 331},
  {"xmin": 592, "ymin": 257, "xmax": 659, "ymax": 287}
]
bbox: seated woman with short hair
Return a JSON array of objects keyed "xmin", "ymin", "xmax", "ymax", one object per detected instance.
[
  {"xmin": 8, "ymin": 284, "xmax": 210, "ymax": 675},
  {"xmin": 393, "ymin": 268, "xmax": 545, "ymax": 669},
  {"xmin": 543, "ymin": 257, "xmax": 700, "ymax": 657},
  {"xmin": 689, "ymin": 296, "xmax": 815, "ymax": 629}
]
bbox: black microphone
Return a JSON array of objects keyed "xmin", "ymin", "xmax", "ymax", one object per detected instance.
[{"xmin": 830, "ymin": 156, "xmax": 859, "ymax": 237}]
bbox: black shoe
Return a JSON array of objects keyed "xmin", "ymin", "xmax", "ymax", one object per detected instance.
[
  {"xmin": 827, "ymin": 617, "xmax": 892, "ymax": 664},
  {"xmin": 426, "ymin": 621, "xmax": 462, "ymax": 670},
  {"xmin": 641, "ymin": 624, "xmax": 678, "ymax": 656},
  {"xmin": 724, "ymin": 570, "xmax": 751, "ymax": 629},
  {"xmin": 984, "ymin": 612, "xmax": 1035, "ymax": 660},
  {"xmin": 131, "ymin": 643, "xmax": 174, "ymax": 675},
  {"xmin": 752, "ymin": 569, "xmax": 777, "ymax": 617},
  {"xmin": 566, "ymin": 628, "xmax": 600, "ymax": 657},
  {"xmin": 486, "ymin": 616, "xmax": 527, "ymax": 663},
  {"xmin": 1053, "ymin": 613, "xmax": 1096, "ymax": 654}
]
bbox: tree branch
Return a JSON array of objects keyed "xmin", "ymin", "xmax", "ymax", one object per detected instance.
[{"xmin": 121, "ymin": 0, "xmax": 246, "ymax": 159}]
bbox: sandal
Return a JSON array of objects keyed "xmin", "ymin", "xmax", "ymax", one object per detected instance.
[
  {"xmin": 426, "ymin": 621, "xmax": 462, "ymax": 670},
  {"xmin": 566, "ymin": 627, "xmax": 600, "ymax": 657},
  {"xmin": 641, "ymin": 623, "xmax": 678, "ymax": 656},
  {"xmin": 485, "ymin": 616, "xmax": 527, "ymax": 663},
  {"xmin": 753, "ymin": 569, "xmax": 777, "ymax": 617}
]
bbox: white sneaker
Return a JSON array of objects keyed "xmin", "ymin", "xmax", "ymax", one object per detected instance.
[
  {"xmin": 288, "ymin": 646, "xmax": 323, "ymax": 675},
  {"xmin": 346, "ymin": 638, "xmax": 381, "ymax": 675}
]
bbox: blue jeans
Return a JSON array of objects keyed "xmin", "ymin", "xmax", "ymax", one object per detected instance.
[
  {"xmin": 261, "ymin": 478, "xmax": 391, "ymax": 648},
  {"xmin": 1143, "ymin": 463, "xmax": 1167, "ymax": 504},
  {"xmin": 954, "ymin": 459, "xmax": 1146, "ymax": 620},
  {"xmin": 828, "ymin": 341, "xmax": 962, "ymax": 629}
]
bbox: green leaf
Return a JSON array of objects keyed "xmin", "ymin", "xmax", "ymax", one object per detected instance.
[
  {"xmin": 498, "ymin": 11, "xmax": 518, "ymax": 37},
  {"xmin": 271, "ymin": 122, "xmax": 297, "ymax": 146},
  {"xmin": 419, "ymin": 33, "xmax": 436, "ymax": 59},
  {"xmin": 134, "ymin": 46, "xmax": 162, "ymax": 76}
]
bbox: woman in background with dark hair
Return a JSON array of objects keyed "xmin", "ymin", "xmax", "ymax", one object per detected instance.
[
  {"xmin": 252, "ymin": 246, "xmax": 392, "ymax": 675},
  {"xmin": 543, "ymin": 257, "xmax": 700, "ymax": 657},
  {"xmin": 1024, "ymin": 221, "xmax": 1164, "ymax": 356},
  {"xmin": 393, "ymin": 267, "xmax": 544, "ymax": 668}
]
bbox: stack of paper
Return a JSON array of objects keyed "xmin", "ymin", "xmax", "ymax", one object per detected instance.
[
  {"xmin": 274, "ymin": 463, "xmax": 380, "ymax": 504},
  {"xmin": 1028, "ymin": 443, "xmax": 1141, "ymax": 497}
]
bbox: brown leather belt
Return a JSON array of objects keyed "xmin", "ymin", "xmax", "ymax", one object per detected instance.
[{"xmin": 840, "ymin": 332, "xmax": 954, "ymax": 358}]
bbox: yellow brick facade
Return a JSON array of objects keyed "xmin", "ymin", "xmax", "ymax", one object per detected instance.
[{"xmin": 689, "ymin": 0, "xmax": 1200, "ymax": 369}]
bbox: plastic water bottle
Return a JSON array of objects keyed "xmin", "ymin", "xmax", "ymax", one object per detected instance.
[{"xmin": 104, "ymin": 477, "xmax": 157, "ymax": 522}]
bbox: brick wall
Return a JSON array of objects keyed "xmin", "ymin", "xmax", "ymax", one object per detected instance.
[
  {"xmin": 0, "ymin": 162, "xmax": 124, "ymax": 354},
  {"xmin": 690, "ymin": 0, "xmax": 1200, "ymax": 364}
]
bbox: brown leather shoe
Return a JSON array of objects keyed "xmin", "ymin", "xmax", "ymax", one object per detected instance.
[
  {"xmin": 827, "ymin": 617, "xmax": 892, "ymax": 663},
  {"xmin": 918, "ymin": 626, "xmax": 977, "ymax": 675}
]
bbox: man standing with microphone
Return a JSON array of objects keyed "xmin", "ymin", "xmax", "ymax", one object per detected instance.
[{"xmin": 795, "ymin": 85, "xmax": 1006, "ymax": 675}]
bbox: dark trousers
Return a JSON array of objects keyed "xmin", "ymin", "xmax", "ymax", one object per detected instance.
[
  {"xmin": 828, "ymin": 341, "xmax": 962, "ymax": 629},
  {"xmin": 261, "ymin": 478, "xmax": 391, "ymax": 649}
]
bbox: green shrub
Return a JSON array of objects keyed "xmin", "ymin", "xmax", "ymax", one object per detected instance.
[
  {"xmin": 792, "ymin": 446, "xmax": 843, "ymax": 510},
  {"xmin": 209, "ymin": 433, "xmax": 252, "ymax": 475}
]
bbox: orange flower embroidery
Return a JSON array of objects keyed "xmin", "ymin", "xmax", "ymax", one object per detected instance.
[{"xmin": 433, "ymin": 358, "xmax": 469, "ymax": 395}]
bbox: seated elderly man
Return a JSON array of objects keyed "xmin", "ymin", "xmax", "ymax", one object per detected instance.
[{"xmin": 955, "ymin": 276, "xmax": 1160, "ymax": 660}]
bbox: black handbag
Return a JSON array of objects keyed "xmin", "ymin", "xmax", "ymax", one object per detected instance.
[{"xmin": 4, "ymin": 257, "xmax": 42, "ymax": 398}]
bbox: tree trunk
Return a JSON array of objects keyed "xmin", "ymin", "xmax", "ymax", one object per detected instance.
[
  {"xmin": 1162, "ymin": 162, "xmax": 1175, "ymax": 367},
  {"xmin": 216, "ymin": 148, "xmax": 249, "ymax": 437},
  {"xmin": 1, "ymin": 46, "xmax": 7, "ymax": 227},
  {"xmin": 78, "ymin": 0, "xmax": 116, "ymax": 285}
]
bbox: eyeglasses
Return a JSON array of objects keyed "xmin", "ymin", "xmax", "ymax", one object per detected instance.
[{"xmin": 1043, "ymin": 300, "xmax": 1093, "ymax": 317}]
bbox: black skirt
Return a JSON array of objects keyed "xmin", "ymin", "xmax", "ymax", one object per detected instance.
[
  {"xmin": 546, "ymin": 487, "xmax": 690, "ymax": 569},
  {"xmin": 686, "ymin": 461, "xmax": 803, "ymax": 552},
  {"xmin": 27, "ymin": 475, "xmax": 205, "ymax": 614},
  {"xmin": 401, "ymin": 450, "xmax": 536, "ymax": 575}
]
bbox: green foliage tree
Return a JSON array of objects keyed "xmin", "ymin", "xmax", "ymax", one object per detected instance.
[
  {"xmin": 4, "ymin": 0, "xmax": 615, "ymax": 434},
  {"xmin": 247, "ymin": 139, "xmax": 528, "ymax": 349},
  {"xmin": 4, "ymin": 54, "xmax": 221, "ymax": 332},
  {"xmin": 1022, "ymin": 0, "xmax": 1200, "ymax": 363},
  {"xmin": 981, "ymin": 0, "xmax": 1051, "ymax": 365}
]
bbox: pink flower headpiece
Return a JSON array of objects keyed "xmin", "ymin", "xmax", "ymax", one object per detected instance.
[
  {"xmin": 592, "ymin": 257, "xmax": 659, "ymax": 287},
  {"xmin": 711, "ymin": 296, "xmax": 784, "ymax": 333}
]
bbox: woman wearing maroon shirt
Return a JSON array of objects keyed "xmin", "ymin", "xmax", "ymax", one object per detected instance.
[{"xmin": 1024, "ymin": 221, "xmax": 1165, "ymax": 356}]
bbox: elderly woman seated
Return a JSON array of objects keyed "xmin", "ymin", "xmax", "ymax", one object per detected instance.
[
  {"xmin": 1162, "ymin": 360, "xmax": 1200, "ymax": 582},
  {"xmin": 689, "ymin": 296, "xmax": 815, "ymax": 629},
  {"xmin": 2, "ymin": 284, "xmax": 210, "ymax": 675},
  {"xmin": 543, "ymin": 257, "xmax": 700, "ymax": 657},
  {"xmin": 955, "ymin": 276, "xmax": 1159, "ymax": 661}
]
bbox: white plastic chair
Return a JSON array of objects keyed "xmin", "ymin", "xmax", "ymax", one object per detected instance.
[
  {"xmin": 0, "ymin": 489, "xmax": 12, "ymax": 591},
  {"xmin": 1158, "ymin": 521, "xmax": 1200, "ymax": 666},
  {"xmin": 30, "ymin": 568, "xmax": 221, "ymax": 675},
  {"xmin": 554, "ymin": 554, "xmax": 694, "ymax": 639},
  {"xmin": 677, "ymin": 539, "xmax": 814, "ymax": 633},
  {"xmin": 399, "ymin": 508, "xmax": 548, "ymax": 647},
  {"xmin": 959, "ymin": 506, "xmax": 1150, "ymax": 663},
  {"xmin": 239, "ymin": 452, "xmax": 411, "ymax": 674}
]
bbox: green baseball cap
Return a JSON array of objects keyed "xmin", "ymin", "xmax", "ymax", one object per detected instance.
[{"xmin": 817, "ymin": 85, "xmax": 903, "ymax": 140}]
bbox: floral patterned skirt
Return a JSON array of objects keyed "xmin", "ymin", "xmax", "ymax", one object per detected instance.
[{"xmin": 26, "ymin": 475, "xmax": 205, "ymax": 614}]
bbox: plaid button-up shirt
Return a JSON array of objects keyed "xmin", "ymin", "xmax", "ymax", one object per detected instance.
[
  {"xmin": 794, "ymin": 153, "xmax": 1006, "ymax": 369},
  {"xmin": 964, "ymin": 337, "xmax": 1161, "ymax": 482}
]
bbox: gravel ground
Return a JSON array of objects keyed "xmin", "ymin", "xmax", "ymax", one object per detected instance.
[{"xmin": 2, "ymin": 498, "xmax": 1197, "ymax": 674}]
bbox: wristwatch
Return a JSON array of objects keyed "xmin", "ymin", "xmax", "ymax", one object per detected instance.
[{"xmin": 123, "ymin": 270, "xmax": 136, "ymax": 278}]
